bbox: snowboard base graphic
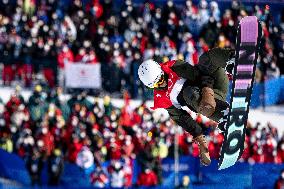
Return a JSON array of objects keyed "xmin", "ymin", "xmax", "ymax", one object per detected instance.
[{"xmin": 218, "ymin": 16, "xmax": 261, "ymax": 170}]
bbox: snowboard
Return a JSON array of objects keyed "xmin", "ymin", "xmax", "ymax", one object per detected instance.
[{"xmin": 218, "ymin": 16, "xmax": 262, "ymax": 170}]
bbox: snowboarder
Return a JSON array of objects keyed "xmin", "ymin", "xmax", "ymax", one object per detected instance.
[{"xmin": 138, "ymin": 47, "xmax": 235, "ymax": 166}]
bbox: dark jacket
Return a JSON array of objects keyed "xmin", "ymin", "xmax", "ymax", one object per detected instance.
[{"xmin": 164, "ymin": 48, "xmax": 234, "ymax": 137}]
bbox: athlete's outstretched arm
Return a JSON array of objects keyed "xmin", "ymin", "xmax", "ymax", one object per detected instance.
[
  {"xmin": 198, "ymin": 47, "xmax": 235, "ymax": 74},
  {"xmin": 166, "ymin": 105, "xmax": 203, "ymax": 138}
]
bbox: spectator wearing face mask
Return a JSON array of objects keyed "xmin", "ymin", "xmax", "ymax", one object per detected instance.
[
  {"xmin": 55, "ymin": 87, "xmax": 71, "ymax": 121},
  {"xmin": 263, "ymin": 135, "xmax": 277, "ymax": 163},
  {"xmin": 85, "ymin": 49, "xmax": 99, "ymax": 64},
  {"xmin": 1, "ymin": 43, "xmax": 15, "ymax": 86},
  {"xmin": 108, "ymin": 161, "xmax": 125, "ymax": 188},
  {"xmin": 108, "ymin": 138, "xmax": 122, "ymax": 161},
  {"xmin": 67, "ymin": 135, "xmax": 83, "ymax": 163},
  {"xmin": 119, "ymin": 97, "xmax": 134, "ymax": 135},
  {"xmin": 122, "ymin": 156, "xmax": 133, "ymax": 187},
  {"xmin": 28, "ymin": 85, "xmax": 45, "ymax": 121},
  {"xmin": 137, "ymin": 167, "xmax": 158, "ymax": 187},
  {"xmin": 20, "ymin": 37, "xmax": 34, "ymax": 87},
  {"xmin": 26, "ymin": 148, "xmax": 44, "ymax": 186},
  {"xmin": 240, "ymin": 135, "xmax": 251, "ymax": 162},
  {"xmin": 76, "ymin": 146, "xmax": 94, "ymax": 173},
  {"xmin": 42, "ymin": 43, "xmax": 58, "ymax": 88},
  {"xmin": 36, "ymin": 125, "xmax": 54, "ymax": 157},
  {"xmin": 75, "ymin": 48, "xmax": 86, "ymax": 62},
  {"xmin": 77, "ymin": 91, "xmax": 92, "ymax": 110},
  {"xmin": 16, "ymin": 128, "xmax": 35, "ymax": 158},
  {"xmin": 101, "ymin": 57, "xmax": 123, "ymax": 93},
  {"xmin": 199, "ymin": 0, "xmax": 210, "ymax": 26},
  {"xmin": 210, "ymin": 1, "xmax": 220, "ymax": 22},
  {"xmin": 137, "ymin": 141, "xmax": 156, "ymax": 175},
  {"xmin": 57, "ymin": 44, "xmax": 74, "ymax": 87},
  {"xmin": 90, "ymin": 165, "xmax": 109, "ymax": 188},
  {"xmin": 48, "ymin": 148, "xmax": 64, "ymax": 186},
  {"xmin": 122, "ymin": 135, "xmax": 134, "ymax": 158},
  {"xmin": 103, "ymin": 95, "xmax": 113, "ymax": 117},
  {"xmin": 208, "ymin": 129, "xmax": 223, "ymax": 160}
]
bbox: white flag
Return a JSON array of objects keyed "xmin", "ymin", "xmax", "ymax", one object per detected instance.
[{"xmin": 65, "ymin": 62, "xmax": 102, "ymax": 89}]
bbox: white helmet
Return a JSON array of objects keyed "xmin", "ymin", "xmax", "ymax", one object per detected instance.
[{"xmin": 138, "ymin": 59, "xmax": 164, "ymax": 88}]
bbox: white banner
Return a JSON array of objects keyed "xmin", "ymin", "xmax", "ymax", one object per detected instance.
[{"xmin": 65, "ymin": 62, "xmax": 101, "ymax": 89}]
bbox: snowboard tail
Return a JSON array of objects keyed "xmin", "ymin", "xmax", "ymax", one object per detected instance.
[{"xmin": 218, "ymin": 16, "xmax": 261, "ymax": 170}]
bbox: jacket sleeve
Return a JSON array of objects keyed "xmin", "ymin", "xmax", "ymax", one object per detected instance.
[
  {"xmin": 197, "ymin": 47, "xmax": 234, "ymax": 88},
  {"xmin": 198, "ymin": 47, "xmax": 235, "ymax": 73},
  {"xmin": 166, "ymin": 105, "xmax": 203, "ymax": 138},
  {"xmin": 170, "ymin": 60, "xmax": 200, "ymax": 82}
]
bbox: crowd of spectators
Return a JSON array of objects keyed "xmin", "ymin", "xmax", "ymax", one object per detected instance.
[
  {"xmin": 0, "ymin": 0, "xmax": 284, "ymax": 99},
  {"xmin": 0, "ymin": 0, "xmax": 284, "ymax": 187},
  {"xmin": 0, "ymin": 85, "xmax": 284, "ymax": 187}
]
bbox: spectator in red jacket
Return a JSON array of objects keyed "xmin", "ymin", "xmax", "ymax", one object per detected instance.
[
  {"xmin": 178, "ymin": 133, "xmax": 191, "ymax": 155},
  {"xmin": 74, "ymin": 48, "xmax": 86, "ymax": 62},
  {"xmin": 67, "ymin": 136, "xmax": 83, "ymax": 163},
  {"xmin": 109, "ymin": 139, "xmax": 122, "ymax": 160},
  {"xmin": 57, "ymin": 44, "xmax": 74, "ymax": 86},
  {"xmin": 137, "ymin": 168, "xmax": 158, "ymax": 187},
  {"xmin": 57, "ymin": 45, "xmax": 74, "ymax": 69},
  {"xmin": 122, "ymin": 135, "xmax": 134, "ymax": 158},
  {"xmin": 36, "ymin": 126, "xmax": 54, "ymax": 157},
  {"xmin": 208, "ymin": 130, "xmax": 223, "ymax": 159},
  {"xmin": 263, "ymin": 135, "xmax": 277, "ymax": 163},
  {"xmin": 86, "ymin": 49, "xmax": 99, "ymax": 64},
  {"xmin": 241, "ymin": 136, "xmax": 251, "ymax": 162},
  {"xmin": 119, "ymin": 105, "xmax": 133, "ymax": 135}
]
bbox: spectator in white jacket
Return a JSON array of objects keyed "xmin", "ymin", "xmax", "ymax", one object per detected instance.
[
  {"xmin": 76, "ymin": 146, "xmax": 94, "ymax": 171},
  {"xmin": 108, "ymin": 161, "xmax": 125, "ymax": 188}
]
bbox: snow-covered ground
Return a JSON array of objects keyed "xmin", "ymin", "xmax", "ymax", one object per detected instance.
[
  {"xmin": 248, "ymin": 106, "xmax": 284, "ymax": 134},
  {"xmin": 1, "ymin": 87, "xmax": 284, "ymax": 134}
]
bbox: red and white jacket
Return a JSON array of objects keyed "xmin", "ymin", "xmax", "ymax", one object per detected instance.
[{"xmin": 151, "ymin": 60, "xmax": 186, "ymax": 110}]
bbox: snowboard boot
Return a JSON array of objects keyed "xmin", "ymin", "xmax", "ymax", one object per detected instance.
[
  {"xmin": 194, "ymin": 135, "xmax": 211, "ymax": 166},
  {"xmin": 198, "ymin": 87, "xmax": 216, "ymax": 117}
]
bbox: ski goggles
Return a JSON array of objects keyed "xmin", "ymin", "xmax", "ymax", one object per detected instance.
[{"xmin": 153, "ymin": 74, "xmax": 165, "ymax": 88}]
